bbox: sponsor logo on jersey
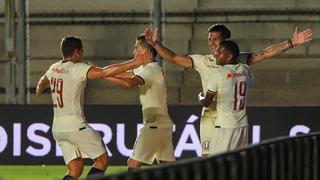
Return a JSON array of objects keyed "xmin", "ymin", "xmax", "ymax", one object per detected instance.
[
  {"xmin": 52, "ymin": 68, "xmax": 68, "ymax": 74},
  {"xmin": 227, "ymin": 72, "xmax": 248, "ymax": 79}
]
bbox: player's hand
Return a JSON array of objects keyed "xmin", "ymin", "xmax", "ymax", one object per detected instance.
[
  {"xmin": 134, "ymin": 51, "xmax": 152, "ymax": 65},
  {"xmin": 291, "ymin": 26, "xmax": 313, "ymax": 46},
  {"xmin": 198, "ymin": 91, "xmax": 204, "ymax": 102},
  {"xmin": 144, "ymin": 27, "xmax": 158, "ymax": 46}
]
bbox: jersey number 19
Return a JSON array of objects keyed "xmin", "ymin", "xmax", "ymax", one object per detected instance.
[{"xmin": 234, "ymin": 81, "xmax": 247, "ymax": 111}]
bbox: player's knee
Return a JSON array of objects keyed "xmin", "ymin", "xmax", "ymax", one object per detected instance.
[
  {"xmin": 67, "ymin": 158, "xmax": 84, "ymax": 178},
  {"xmin": 127, "ymin": 158, "xmax": 134, "ymax": 167},
  {"xmin": 68, "ymin": 166, "xmax": 83, "ymax": 178},
  {"xmin": 127, "ymin": 158, "xmax": 141, "ymax": 168},
  {"xmin": 94, "ymin": 153, "xmax": 109, "ymax": 170},
  {"xmin": 99, "ymin": 155, "xmax": 109, "ymax": 169}
]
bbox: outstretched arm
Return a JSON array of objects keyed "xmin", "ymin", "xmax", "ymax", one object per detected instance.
[
  {"xmin": 87, "ymin": 59, "xmax": 138, "ymax": 80},
  {"xmin": 106, "ymin": 74, "xmax": 144, "ymax": 88},
  {"xmin": 36, "ymin": 75, "xmax": 50, "ymax": 95},
  {"xmin": 248, "ymin": 27, "xmax": 313, "ymax": 65},
  {"xmin": 144, "ymin": 28, "xmax": 193, "ymax": 68},
  {"xmin": 87, "ymin": 52, "xmax": 149, "ymax": 80}
]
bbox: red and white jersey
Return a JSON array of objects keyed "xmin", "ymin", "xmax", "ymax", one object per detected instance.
[
  {"xmin": 189, "ymin": 53, "xmax": 250, "ymax": 118},
  {"xmin": 45, "ymin": 61, "xmax": 91, "ymax": 132},
  {"xmin": 207, "ymin": 63, "xmax": 250, "ymax": 128},
  {"xmin": 189, "ymin": 54, "xmax": 220, "ymax": 117}
]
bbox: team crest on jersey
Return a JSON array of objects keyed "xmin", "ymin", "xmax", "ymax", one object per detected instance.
[{"xmin": 202, "ymin": 141, "xmax": 210, "ymax": 150}]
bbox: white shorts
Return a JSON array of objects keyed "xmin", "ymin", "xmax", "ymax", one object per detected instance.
[
  {"xmin": 209, "ymin": 126, "xmax": 248, "ymax": 156},
  {"xmin": 53, "ymin": 126, "xmax": 107, "ymax": 165},
  {"xmin": 200, "ymin": 116, "xmax": 216, "ymax": 155},
  {"xmin": 130, "ymin": 126, "xmax": 175, "ymax": 165}
]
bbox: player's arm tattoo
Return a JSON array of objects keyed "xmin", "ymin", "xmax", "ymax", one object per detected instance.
[{"xmin": 248, "ymin": 40, "xmax": 292, "ymax": 65}]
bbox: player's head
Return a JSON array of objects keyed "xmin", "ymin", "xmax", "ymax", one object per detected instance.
[
  {"xmin": 134, "ymin": 35, "xmax": 157, "ymax": 62},
  {"xmin": 207, "ymin": 24, "xmax": 231, "ymax": 55},
  {"xmin": 214, "ymin": 40, "xmax": 239, "ymax": 65},
  {"xmin": 60, "ymin": 35, "xmax": 84, "ymax": 62}
]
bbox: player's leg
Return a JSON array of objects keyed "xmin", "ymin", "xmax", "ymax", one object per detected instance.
[
  {"xmin": 200, "ymin": 115, "xmax": 216, "ymax": 157},
  {"xmin": 128, "ymin": 126, "xmax": 158, "ymax": 170},
  {"xmin": 68, "ymin": 126, "xmax": 108, "ymax": 176},
  {"xmin": 157, "ymin": 127, "xmax": 176, "ymax": 164},
  {"xmin": 230, "ymin": 126, "xmax": 249, "ymax": 149},
  {"xmin": 54, "ymin": 132, "xmax": 85, "ymax": 179},
  {"xmin": 127, "ymin": 157, "xmax": 144, "ymax": 170},
  {"xmin": 67, "ymin": 126, "xmax": 108, "ymax": 178},
  {"xmin": 88, "ymin": 152, "xmax": 109, "ymax": 177},
  {"xmin": 209, "ymin": 127, "xmax": 248, "ymax": 155},
  {"xmin": 208, "ymin": 127, "xmax": 227, "ymax": 155},
  {"xmin": 58, "ymin": 141, "xmax": 84, "ymax": 179},
  {"xmin": 63, "ymin": 157, "xmax": 84, "ymax": 179}
]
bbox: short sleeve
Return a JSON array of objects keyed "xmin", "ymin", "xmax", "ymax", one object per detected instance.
[
  {"xmin": 45, "ymin": 68, "xmax": 51, "ymax": 79},
  {"xmin": 73, "ymin": 63, "xmax": 92, "ymax": 81},
  {"xmin": 237, "ymin": 52, "xmax": 250, "ymax": 65},
  {"xmin": 45, "ymin": 64, "xmax": 55, "ymax": 79},
  {"xmin": 207, "ymin": 71, "xmax": 220, "ymax": 93},
  {"xmin": 132, "ymin": 68, "xmax": 138, "ymax": 75},
  {"xmin": 189, "ymin": 54, "xmax": 206, "ymax": 71},
  {"xmin": 134, "ymin": 65, "xmax": 154, "ymax": 85}
]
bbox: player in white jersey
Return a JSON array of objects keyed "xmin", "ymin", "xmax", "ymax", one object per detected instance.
[
  {"xmin": 36, "ymin": 35, "xmax": 146, "ymax": 180},
  {"xmin": 144, "ymin": 24, "xmax": 313, "ymax": 157},
  {"xmin": 105, "ymin": 35, "xmax": 175, "ymax": 170},
  {"xmin": 199, "ymin": 40, "xmax": 249, "ymax": 155}
]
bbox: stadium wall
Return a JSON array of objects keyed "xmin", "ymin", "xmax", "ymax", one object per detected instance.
[{"xmin": 1, "ymin": 1, "xmax": 320, "ymax": 106}]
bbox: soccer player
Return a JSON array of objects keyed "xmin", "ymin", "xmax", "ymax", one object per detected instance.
[
  {"xmin": 199, "ymin": 40, "xmax": 249, "ymax": 154},
  {"xmin": 144, "ymin": 25, "xmax": 313, "ymax": 157},
  {"xmin": 105, "ymin": 35, "xmax": 175, "ymax": 169},
  {"xmin": 36, "ymin": 35, "xmax": 145, "ymax": 180}
]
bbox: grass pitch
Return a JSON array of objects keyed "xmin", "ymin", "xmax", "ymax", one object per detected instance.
[{"xmin": 0, "ymin": 165, "xmax": 127, "ymax": 180}]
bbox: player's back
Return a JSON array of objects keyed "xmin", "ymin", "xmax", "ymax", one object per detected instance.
[
  {"xmin": 46, "ymin": 60, "xmax": 91, "ymax": 132},
  {"xmin": 190, "ymin": 53, "xmax": 250, "ymax": 117},
  {"xmin": 215, "ymin": 63, "xmax": 250, "ymax": 128}
]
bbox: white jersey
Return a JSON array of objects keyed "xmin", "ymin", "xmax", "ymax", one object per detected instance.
[
  {"xmin": 190, "ymin": 54, "xmax": 219, "ymax": 117},
  {"xmin": 190, "ymin": 53, "xmax": 250, "ymax": 117},
  {"xmin": 45, "ymin": 61, "xmax": 91, "ymax": 132},
  {"xmin": 133, "ymin": 62, "xmax": 173, "ymax": 128},
  {"xmin": 207, "ymin": 63, "xmax": 250, "ymax": 128}
]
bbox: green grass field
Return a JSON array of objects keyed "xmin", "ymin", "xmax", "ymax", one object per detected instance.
[{"xmin": 0, "ymin": 165, "xmax": 127, "ymax": 180}]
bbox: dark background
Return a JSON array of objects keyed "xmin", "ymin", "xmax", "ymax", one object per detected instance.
[{"xmin": 0, "ymin": 105, "xmax": 319, "ymax": 165}]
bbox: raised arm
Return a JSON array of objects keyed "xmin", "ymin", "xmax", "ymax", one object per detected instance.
[
  {"xmin": 144, "ymin": 28, "xmax": 193, "ymax": 68},
  {"xmin": 36, "ymin": 75, "xmax": 50, "ymax": 95},
  {"xmin": 248, "ymin": 27, "xmax": 313, "ymax": 65}
]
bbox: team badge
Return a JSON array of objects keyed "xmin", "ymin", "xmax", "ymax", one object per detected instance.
[{"xmin": 202, "ymin": 141, "xmax": 210, "ymax": 150}]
